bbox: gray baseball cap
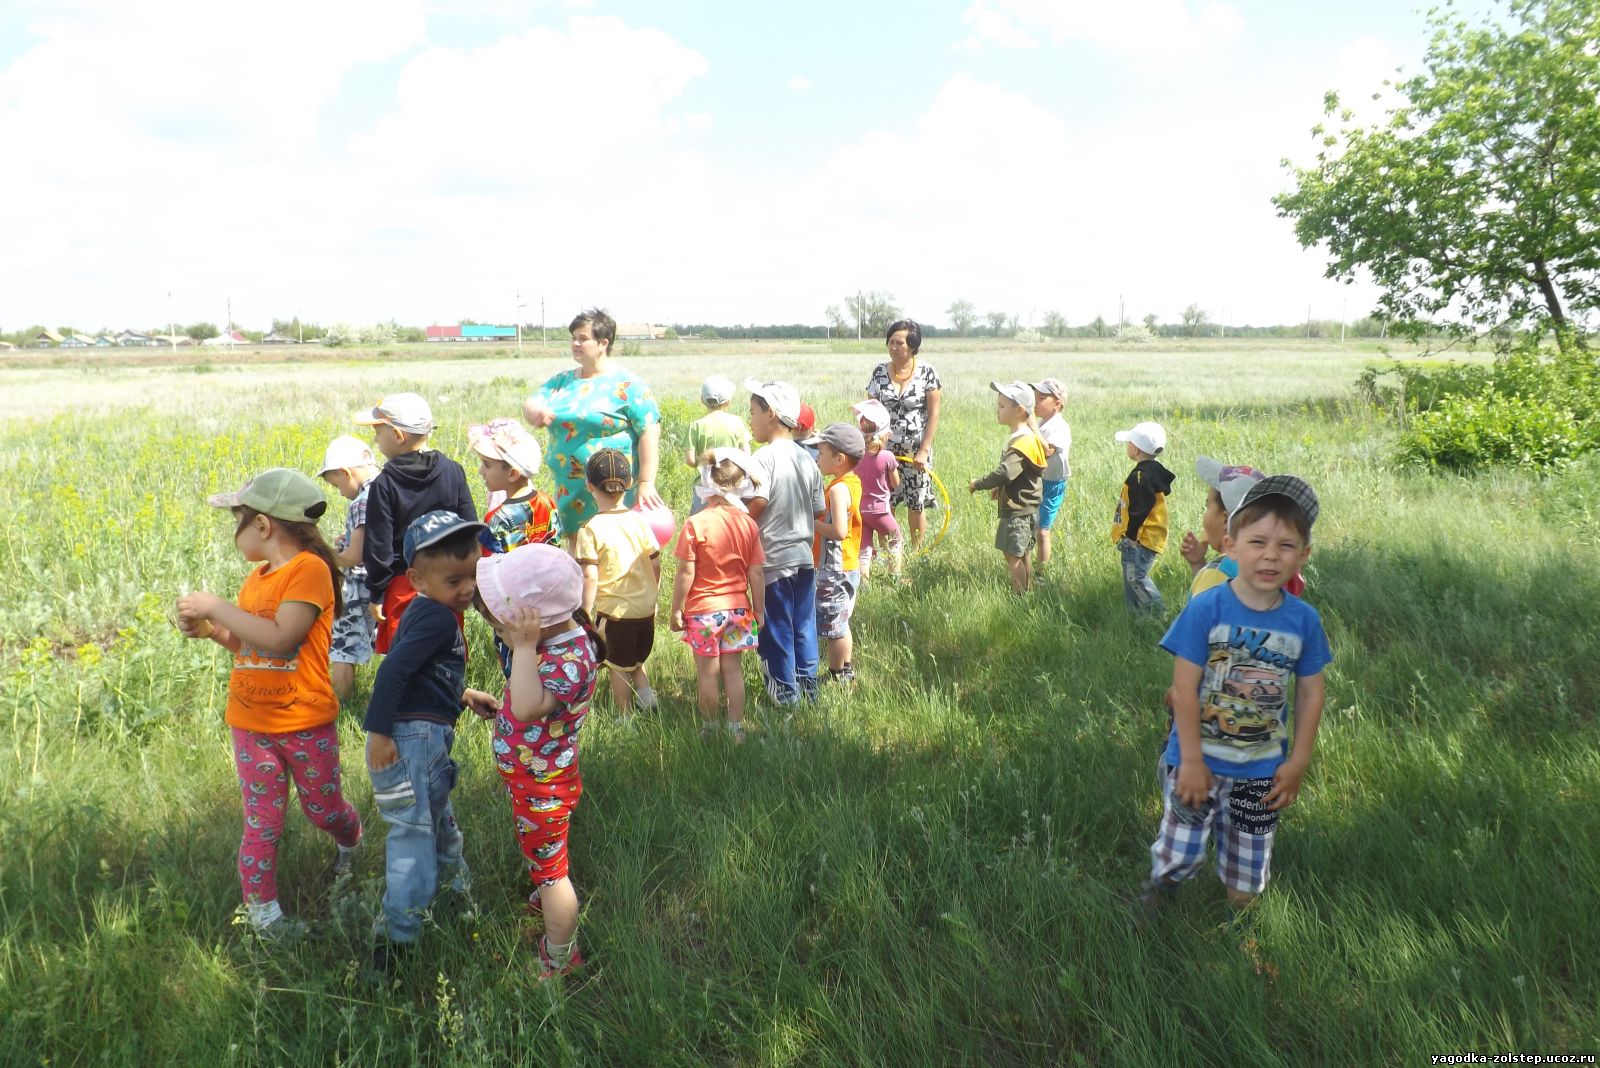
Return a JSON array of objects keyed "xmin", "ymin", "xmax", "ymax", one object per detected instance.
[
  {"xmin": 1234, "ymin": 474, "xmax": 1320, "ymax": 529},
  {"xmin": 802, "ymin": 421, "xmax": 867, "ymax": 459}
]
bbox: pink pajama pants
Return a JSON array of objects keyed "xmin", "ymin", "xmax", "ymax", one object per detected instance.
[{"xmin": 232, "ymin": 724, "xmax": 362, "ymax": 904}]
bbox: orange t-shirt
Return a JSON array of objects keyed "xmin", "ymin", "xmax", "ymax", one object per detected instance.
[
  {"xmin": 225, "ymin": 552, "xmax": 339, "ymax": 734},
  {"xmin": 674, "ymin": 504, "xmax": 765, "ymax": 615}
]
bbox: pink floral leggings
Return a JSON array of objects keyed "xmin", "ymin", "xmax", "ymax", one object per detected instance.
[{"xmin": 232, "ymin": 725, "xmax": 362, "ymax": 904}]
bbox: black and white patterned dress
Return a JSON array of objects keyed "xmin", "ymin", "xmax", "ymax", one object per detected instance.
[{"xmin": 865, "ymin": 360, "xmax": 942, "ymax": 512}]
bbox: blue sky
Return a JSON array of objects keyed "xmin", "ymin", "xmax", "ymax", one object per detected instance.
[{"xmin": 0, "ymin": 0, "xmax": 1437, "ymax": 332}]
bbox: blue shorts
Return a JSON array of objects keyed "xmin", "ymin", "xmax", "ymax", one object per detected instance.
[{"xmin": 1038, "ymin": 478, "xmax": 1067, "ymax": 529}]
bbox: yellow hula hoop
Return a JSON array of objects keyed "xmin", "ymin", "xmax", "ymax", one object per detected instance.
[{"xmin": 893, "ymin": 455, "xmax": 952, "ymax": 554}]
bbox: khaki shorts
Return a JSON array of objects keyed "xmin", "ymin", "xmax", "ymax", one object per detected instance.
[{"xmin": 995, "ymin": 513, "xmax": 1038, "ymax": 558}]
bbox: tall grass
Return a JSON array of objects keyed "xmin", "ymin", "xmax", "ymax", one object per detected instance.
[{"xmin": 1, "ymin": 345, "xmax": 1594, "ymax": 1064}]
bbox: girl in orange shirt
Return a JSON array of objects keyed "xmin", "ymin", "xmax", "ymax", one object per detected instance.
[{"xmin": 177, "ymin": 468, "xmax": 363, "ymax": 939}]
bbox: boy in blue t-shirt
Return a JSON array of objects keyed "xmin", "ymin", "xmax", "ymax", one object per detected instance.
[{"xmin": 1141, "ymin": 475, "xmax": 1332, "ymax": 922}]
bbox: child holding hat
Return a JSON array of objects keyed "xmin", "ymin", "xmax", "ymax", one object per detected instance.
[
  {"xmin": 176, "ymin": 468, "xmax": 363, "ymax": 940},
  {"xmin": 477, "ymin": 544, "xmax": 604, "ymax": 980}
]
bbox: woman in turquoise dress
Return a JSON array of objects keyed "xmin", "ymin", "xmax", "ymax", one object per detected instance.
[{"xmin": 522, "ymin": 309, "xmax": 664, "ymax": 535}]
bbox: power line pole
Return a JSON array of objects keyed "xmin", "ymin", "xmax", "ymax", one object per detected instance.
[
  {"xmin": 168, "ymin": 290, "xmax": 175, "ymax": 352},
  {"xmin": 516, "ymin": 289, "xmax": 525, "ymax": 356},
  {"xmin": 540, "ymin": 296, "xmax": 546, "ymax": 348}
]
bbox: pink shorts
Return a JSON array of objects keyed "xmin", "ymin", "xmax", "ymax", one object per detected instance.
[{"xmin": 681, "ymin": 607, "xmax": 759, "ymax": 658}]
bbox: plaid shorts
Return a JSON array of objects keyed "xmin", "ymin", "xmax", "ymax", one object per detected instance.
[{"xmin": 1149, "ymin": 763, "xmax": 1280, "ymax": 895}]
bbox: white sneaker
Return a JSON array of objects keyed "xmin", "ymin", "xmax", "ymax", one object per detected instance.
[{"xmin": 636, "ymin": 685, "xmax": 658, "ymax": 711}]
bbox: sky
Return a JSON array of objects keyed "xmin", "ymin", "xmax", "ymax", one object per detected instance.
[{"xmin": 0, "ymin": 0, "xmax": 1436, "ymax": 333}]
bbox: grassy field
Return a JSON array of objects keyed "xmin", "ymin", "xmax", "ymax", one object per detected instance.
[{"xmin": 1, "ymin": 340, "xmax": 1595, "ymax": 1065}]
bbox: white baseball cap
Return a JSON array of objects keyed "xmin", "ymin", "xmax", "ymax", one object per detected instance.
[
  {"xmin": 745, "ymin": 378, "xmax": 801, "ymax": 428},
  {"xmin": 700, "ymin": 375, "xmax": 735, "ymax": 407},
  {"xmin": 354, "ymin": 392, "xmax": 435, "ymax": 435},
  {"xmin": 318, "ymin": 435, "xmax": 376, "ymax": 475},
  {"xmin": 990, "ymin": 380, "xmax": 1034, "ymax": 411},
  {"xmin": 1114, "ymin": 421, "xmax": 1167, "ymax": 456}
]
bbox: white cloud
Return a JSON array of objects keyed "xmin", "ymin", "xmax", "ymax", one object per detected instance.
[
  {"xmin": 961, "ymin": 6, "xmax": 1038, "ymax": 50},
  {"xmin": 0, "ymin": 6, "xmax": 1388, "ymax": 333},
  {"xmin": 350, "ymin": 17, "xmax": 709, "ymax": 181},
  {"xmin": 962, "ymin": 0, "xmax": 1242, "ymax": 60},
  {"xmin": 787, "ymin": 75, "xmax": 813, "ymax": 91}
]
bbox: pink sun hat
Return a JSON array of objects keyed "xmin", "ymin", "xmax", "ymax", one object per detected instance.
[
  {"xmin": 469, "ymin": 418, "xmax": 543, "ymax": 478},
  {"xmin": 475, "ymin": 543, "xmax": 582, "ymax": 627}
]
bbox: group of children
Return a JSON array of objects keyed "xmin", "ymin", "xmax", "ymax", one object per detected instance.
[{"xmin": 174, "ymin": 356, "xmax": 1334, "ymax": 979}]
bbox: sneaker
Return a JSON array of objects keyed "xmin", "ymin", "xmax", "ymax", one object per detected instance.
[
  {"xmin": 330, "ymin": 840, "xmax": 361, "ymax": 879},
  {"xmin": 524, "ymin": 888, "xmax": 543, "ymax": 916},
  {"xmin": 536, "ymin": 937, "xmax": 585, "ymax": 981},
  {"xmin": 635, "ymin": 686, "xmax": 658, "ymax": 711},
  {"xmin": 251, "ymin": 914, "xmax": 310, "ymax": 944},
  {"xmin": 727, "ymin": 722, "xmax": 747, "ymax": 746},
  {"xmin": 367, "ymin": 939, "xmax": 412, "ymax": 978},
  {"xmin": 1134, "ymin": 881, "xmax": 1178, "ymax": 929}
]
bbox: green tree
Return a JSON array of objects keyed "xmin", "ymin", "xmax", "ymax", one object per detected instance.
[
  {"xmin": 1181, "ymin": 303, "xmax": 1209, "ymax": 337},
  {"xmin": 1043, "ymin": 310, "xmax": 1067, "ymax": 337},
  {"xmin": 946, "ymin": 299, "xmax": 977, "ymax": 337},
  {"xmin": 1089, "ymin": 315, "xmax": 1108, "ymax": 338},
  {"xmin": 845, "ymin": 291, "xmax": 901, "ymax": 338},
  {"xmin": 985, "ymin": 310, "xmax": 1008, "ymax": 335},
  {"xmin": 1143, "ymin": 313, "xmax": 1159, "ymax": 333},
  {"xmin": 1275, "ymin": 0, "xmax": 1600, "ymax": 351},
  {"xmin": 185, "ymin": 322, "xmax": 219, "ymax": 341},
  {"xmin": 825, "ymin": 304, "xmax": 848, "ymax": 339}
]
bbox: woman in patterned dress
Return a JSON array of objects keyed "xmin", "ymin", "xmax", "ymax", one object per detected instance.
[
  {"xmin": 864, "ymin": 319, "xmax": 942, "ymax": 553},
  {"xmin": 522, "ymin": 309, "xmax": 665, "ymax": 537}
]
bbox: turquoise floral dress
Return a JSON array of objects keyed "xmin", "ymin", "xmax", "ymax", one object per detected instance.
[{"xmin": 534, "ymin": 366, "xmax": 662, "ymax": 535}]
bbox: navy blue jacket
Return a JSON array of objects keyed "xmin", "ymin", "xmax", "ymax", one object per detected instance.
[
  {"xmin": 363, "ymin": 596, "xmax": 465, "ymax": 735},
  {"xmin": 363, "ymin": 450, "xmax": 477, "ymax": 600}
]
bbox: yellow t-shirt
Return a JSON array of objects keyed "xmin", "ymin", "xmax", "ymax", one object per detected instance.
[
  {"xmin": 573, "ymin": 507, "xmax": 661, "ymax": 619},
  {"xmin": 225, "ymin": 552, "xmax": 338, "ymax": 734}
]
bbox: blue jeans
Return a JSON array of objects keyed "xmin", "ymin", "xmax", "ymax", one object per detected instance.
[
  {"xmin": 1118, "ymin": 538, "xmax": 1164, "ymax": 614},
  {"xmin": 369, "ymin": 721, "xmax": 467, "ymax": 943},
  {"xmin": 757, "ymin": 568, "xmax": 819, "ymax": 705}
]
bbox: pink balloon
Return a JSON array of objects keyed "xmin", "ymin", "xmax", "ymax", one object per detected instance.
[{"xmin": 635, "ymin": 503, "xmax": 677, "ymax": 548}]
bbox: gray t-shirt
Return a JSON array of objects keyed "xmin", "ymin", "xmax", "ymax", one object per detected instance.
[{"xmin": 747, "ymin": 438, "xmax": 825, "ymax": 581}]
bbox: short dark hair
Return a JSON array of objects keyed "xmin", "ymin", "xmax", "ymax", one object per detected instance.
[
  {"xmin": 411, "ymin": 526, "xmax": 482, "ymax": 565},
  {"xmin": 1229, "ymin": 495, "xmax": 1312, "ymax": 543},
  {"xmin": 569, "ymin": 308, "xmax": 616, "ymax": 353},
  {"xmin": 885, "ymin": 319, "xmax": 921, "ymax": 354}
]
